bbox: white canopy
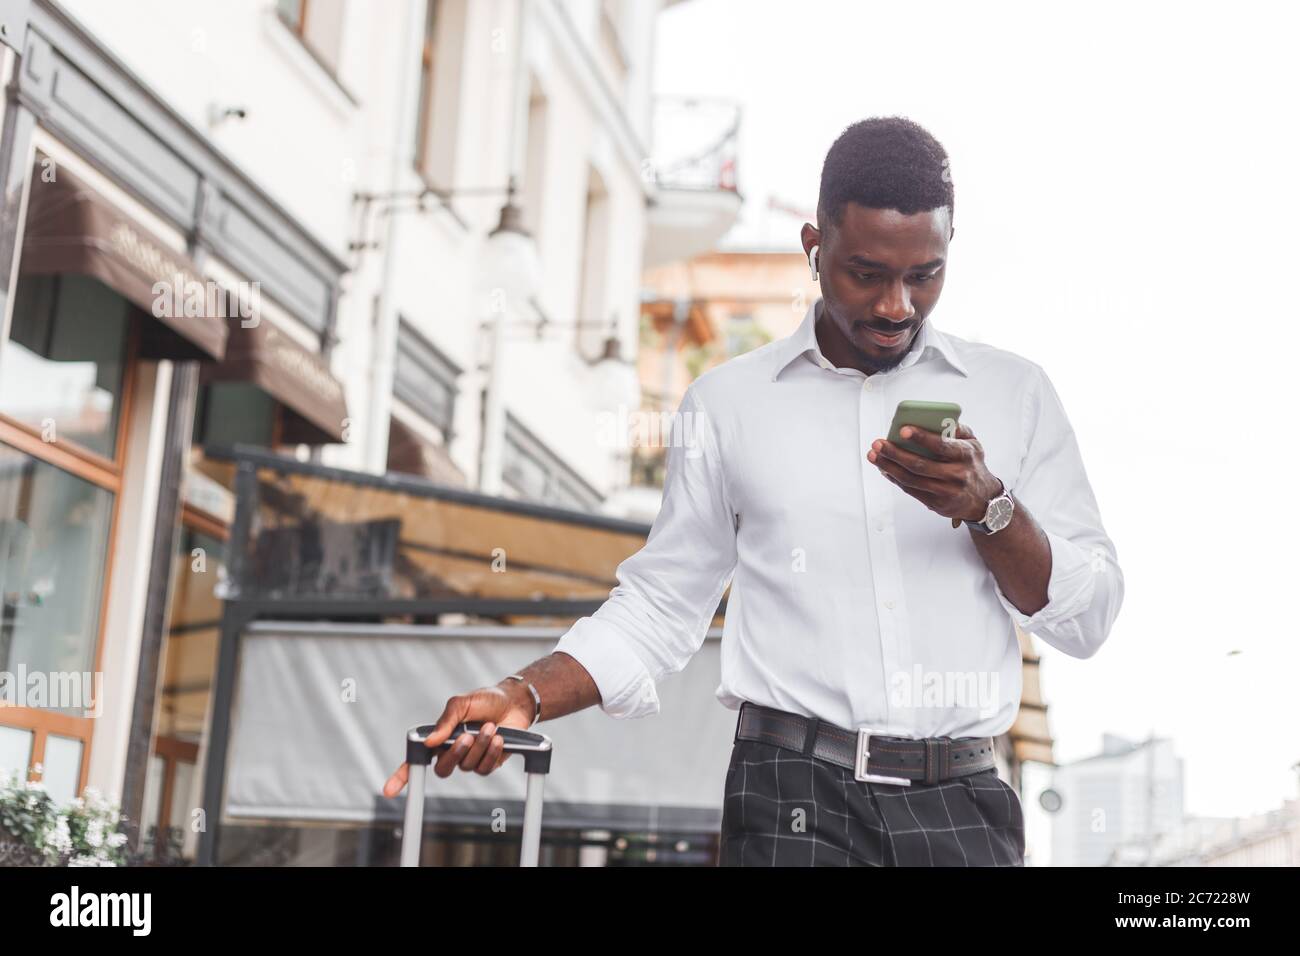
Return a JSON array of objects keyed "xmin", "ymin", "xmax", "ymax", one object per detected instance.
[{"xmin": 222, "ymin": 622, "xmax": 736, "ymax": 833}]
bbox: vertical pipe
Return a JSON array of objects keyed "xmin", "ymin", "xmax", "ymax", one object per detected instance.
[
  {"xmin": 476, "ymin": 0, "xmax": 531, "ymax": 496},
  {"xmin": 365, "ymin": 0, "xmax": 426, "ymax": 473}
]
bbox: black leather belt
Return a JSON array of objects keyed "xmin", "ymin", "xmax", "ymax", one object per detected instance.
[{"xmin": 734, "ymin": 701, "xmax": 997, "ymax": 786}]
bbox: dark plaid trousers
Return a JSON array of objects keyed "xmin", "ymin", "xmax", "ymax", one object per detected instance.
[{"xmin": 719, "ymin": 737, "xmax": 1025, "ymax": 866}]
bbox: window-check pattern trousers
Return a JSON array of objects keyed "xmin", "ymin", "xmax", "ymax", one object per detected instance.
[{"xmin": 718, "ymin": 737, "xmax": 1026, "ymax": 866}]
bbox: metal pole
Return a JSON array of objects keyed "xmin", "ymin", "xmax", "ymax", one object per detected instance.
[
  {"xmin": 519, "ymin": 772, "xmax": 545, "ymax": 867},
  {"xmin": 400, "ymin": 763, "xmax": 427, "ymax": 867}
]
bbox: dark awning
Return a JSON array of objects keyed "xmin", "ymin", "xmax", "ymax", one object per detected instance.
[
  {"xmin": 19, "ymin": 160, "xmax": 228, "ymax": 361},
  {"xmin": 200, "ymin": 319, "xmax": 349, "ymax": 445}
]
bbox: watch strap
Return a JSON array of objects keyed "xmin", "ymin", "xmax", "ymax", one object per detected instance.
[{"xmin": 964, "ymin": 478, "xmax": 1010, "ymax": 534}]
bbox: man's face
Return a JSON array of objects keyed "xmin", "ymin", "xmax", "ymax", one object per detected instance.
[{"xmin": 804, "ymin": 203, "xmax": 952, "ymax": 373}]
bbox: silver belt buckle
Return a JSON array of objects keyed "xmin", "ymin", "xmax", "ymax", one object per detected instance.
[{"xmin": 855, "ymin": 728, "xmax": 911, "ymax": 786}]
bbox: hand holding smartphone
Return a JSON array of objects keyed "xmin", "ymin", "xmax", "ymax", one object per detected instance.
[
  {"xmin": 886, "ymin": 400, "xmax": 962, "ymax": 460},
  {"xmin": 885, "ymin": 400, "xmax": 964, "ymax": 527}
]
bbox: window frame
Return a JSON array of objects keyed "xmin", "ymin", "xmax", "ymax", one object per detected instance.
[
  {"xmin": 413, "ymin": 0, "xmax": 439, "ymax": 172},
  {"xmin": 273, "ymin": 0, "xmax": 356, "ymax": 99},
  {"xmin": 392, "ymin": 317, "xmax": 461, "ymax": 442},
  {"xmin": 141, "ymin": 510, "xmax": 229, "ymax": 858},
  {"xmin": 501, "ymin": 412, "xmax": 603, "ymax": 511},
  {"xmin": 0, "ymin": 318, "xmax": 138, "ymax": 796}
]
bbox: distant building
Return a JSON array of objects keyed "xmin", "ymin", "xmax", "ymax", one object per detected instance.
[
  {"xmin": 1051, "ymin": 733, "xmax": 1184, "ymax": 867},
  {"xmin": 1107, "ymin": 768, "xmax": 1300, "ymax": 866}
]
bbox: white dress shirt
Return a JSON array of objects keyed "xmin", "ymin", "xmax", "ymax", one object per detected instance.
[{"xmin": 552, "ymin": 298, "xmax": 1123, "ymax": 739}]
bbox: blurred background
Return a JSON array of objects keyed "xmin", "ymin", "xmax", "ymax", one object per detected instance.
[{"xmin": 0, "ymin": 0, "xmax": 1294, "ymax": 867}]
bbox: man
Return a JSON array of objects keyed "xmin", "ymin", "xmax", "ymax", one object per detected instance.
[{"xmin": 383, "ymin": 116, "xmax": 1124, "ymax": 866}]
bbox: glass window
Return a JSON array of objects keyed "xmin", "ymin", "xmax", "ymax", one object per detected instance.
[
  {"xmin": 278, "ymin": 0, "xmax": 347, "ymax": 78},
  {"xmin": 155, "ymin": 527, "xmax": 224, "ymax": 744},
  {"xmin": 169, "ymin": 760, "xmax": 197, "ymax": 832},
  {"xmin": 393, "ymin": 319, "xmax": 459, "ymax": 437},
  {"xmin": 41, "ymin": 734, "xmax": 83, "ymax": 806},
  {"xmin": 193, "ymin": 383, "xmax": 277, "ymax": 448},
  {"xmin": 0, "ymin": 725, "xmax": 33, "ymax": 781},
  {"xmin": 414, "ymin": 1, "xmax": 439, "ymax": 166},
  {"xmin": 0, "ymin": 444, "xmax": 115, "ymax": 689},
  {"xmin": 140, "ymin": 753, "xmax": 164, "ymax": 843},
  {"xmin": 0, "ymin": 274, "xmax": 131, "ymax": 460},
  {"xmin": 502, "ymin": 415, "xmax": 602, "ymax": 511},
  {"xmin": 276, "ymin": 0, "xmax": 305, "ymax": 32},
  {"xmin": 141, "ymin": 523, "xmax": 225, "ymax": 861}
]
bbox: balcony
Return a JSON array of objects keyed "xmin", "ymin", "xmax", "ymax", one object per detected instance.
[{"xmin": 644, "ymin": 96, "xmax": 744, "ymax": 268}]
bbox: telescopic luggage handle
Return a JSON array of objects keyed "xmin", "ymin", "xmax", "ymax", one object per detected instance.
[
  {"xmin": 400, "ymin": 722, "xmax": 553, "ymax": 868},
  {"xmin": 405, "ymin": 722, "xmax": 553, "ymax": 773}
]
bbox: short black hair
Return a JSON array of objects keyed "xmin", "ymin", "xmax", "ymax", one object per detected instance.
[{"xmin": 817, "ymin": 116, "xmax": 954, "ymax": 232}]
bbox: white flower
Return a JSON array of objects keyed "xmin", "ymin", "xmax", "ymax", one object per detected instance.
[
  {"xmin": 45, "ymin": 815, "xmax": 72, "ymax": 854},
  {"xmin": 107, "ymin": 831, "xmax": 128, "ymax": 848}
]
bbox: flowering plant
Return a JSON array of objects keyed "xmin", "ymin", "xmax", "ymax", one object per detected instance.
[{"xmin": 0, "ymin": 768, "xmax": 130, "ymax": 866}]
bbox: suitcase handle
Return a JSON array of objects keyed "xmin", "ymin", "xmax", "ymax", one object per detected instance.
[
  {"xmin": 401, "ymin": 722, "xmax": 551, "ymax": 866},
  {"xmin": 406, "ymin": 722, "xmax": 552, "ymax": 774}
]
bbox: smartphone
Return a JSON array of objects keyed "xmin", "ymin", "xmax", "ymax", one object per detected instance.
[{"xmin": 886, "ymin": 400, "xmax": 962, "ymax": 460}]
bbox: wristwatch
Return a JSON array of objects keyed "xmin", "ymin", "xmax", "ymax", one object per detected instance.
[
  {"xmin": 964, "ymin": 478, "xmax": 1014, "ymax": 535},
  {"xmin": 504, "ymin": 674, "xmax": 542, "ymax": 727}
]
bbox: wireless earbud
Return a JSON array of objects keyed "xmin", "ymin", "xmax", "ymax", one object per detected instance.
[{"xmin": 808, "ymin": 244, "xmax": 819, "ymax": 280}]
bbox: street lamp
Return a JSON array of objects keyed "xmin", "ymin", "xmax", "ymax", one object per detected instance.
[
  {"xmin": 478, "ymin": 177, "xmax": 542, "ymax": 307},
  {"xmin": 586, "ymin": 331, "xmax": 642, "ymax": 414}
]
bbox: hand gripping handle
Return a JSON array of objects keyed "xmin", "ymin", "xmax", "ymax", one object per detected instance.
[{"xmin": 406, "ymin": 722, "xmax": 552, "ymax": 774}]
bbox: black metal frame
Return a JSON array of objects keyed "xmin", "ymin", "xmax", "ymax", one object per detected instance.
[
  {"xmin": 120, "ymin": 361, "xmax": 199, "ymax": 849},
  {"xmin": 205, "ymin": 442, "xmax": 651, "ymax": 536},
  {"xmin": 194, "ymin": 445, "xmax": 727, "ymax": 865}
]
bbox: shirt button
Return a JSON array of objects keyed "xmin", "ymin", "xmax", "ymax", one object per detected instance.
[
  {"xmin": 884, "ymin": 599, "xmax": 896, "ymax": 610},
  {"xmin": 863, "ymin": 380, "xmax": 873, "ymax": 391},
  {"xmin": 876, "ymin": 521, "xmax": 885, "ymax": 532}
]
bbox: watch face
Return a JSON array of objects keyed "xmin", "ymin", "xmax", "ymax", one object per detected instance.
[{"xmin": 986, "ymin": 496, "xmax": 1014, "ymax": 532}]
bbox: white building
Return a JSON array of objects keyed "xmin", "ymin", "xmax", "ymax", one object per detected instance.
[
  {"xmin": 54, "ymin": 0, "xmax": 690, "ymax": 505},
  {"xmin": 1050, "ymin": 733, "xmax": 1184, "ymax": 867},
  {"xmin": 0, "ymin": 0, "xmax": 728, "ymax": 859}
]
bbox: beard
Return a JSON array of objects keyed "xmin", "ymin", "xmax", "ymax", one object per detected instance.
[{"xmin": 849, "ymin": 321, "xmax": 922, "ymax": 373}]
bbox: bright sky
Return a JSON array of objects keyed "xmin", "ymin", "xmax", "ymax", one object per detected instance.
[{"xmin": 654, "ymin": 0, "xmax": 1300, "ymax": 854}]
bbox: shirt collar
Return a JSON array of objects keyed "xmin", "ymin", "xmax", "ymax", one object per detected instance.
[{"xmin": 770, "ymin": 298, "xmax": 969, "ymax": 382}]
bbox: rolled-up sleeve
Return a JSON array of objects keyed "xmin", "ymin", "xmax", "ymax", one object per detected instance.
[
  {"xmin": 992, "ymin": 366, "xmax": 1124, "ymax": 658},
  {"xmin": 551, "ymin": 385, "xmax": 739, "ymax": 717}
]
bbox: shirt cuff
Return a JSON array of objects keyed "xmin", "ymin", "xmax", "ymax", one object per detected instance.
[
  {"xmin": 551, "ymin": 616, "xmax": 661, "ymax": 719},
  {"xmin": 991, "ymin": 529, "xmax": 1096, "ymax": 634}
]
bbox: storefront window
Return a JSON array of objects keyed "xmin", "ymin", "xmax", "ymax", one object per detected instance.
[
  {"xmin": 140, "ymin": 523, "xmax": 225, "ymax": 859},
  {"xmin": 193, "ymin": 383, "xmax": 277, "ymax": 448},
  {"xmin": 0, "ymin": 444, "xmax": 115, "ymax": 687},
  {"xmin": 0, "ymin": 274, "xmax": 131, "ymax": 460}
]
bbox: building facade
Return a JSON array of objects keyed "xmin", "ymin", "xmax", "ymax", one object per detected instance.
[{"xmin": 0, "ymin": 0, "xmax": 688, "ymax": 860}]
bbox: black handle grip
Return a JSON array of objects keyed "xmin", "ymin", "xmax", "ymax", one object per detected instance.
[{"xmin": 406, "ymin": 722, "xmax": 552, "ymax": 774}]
